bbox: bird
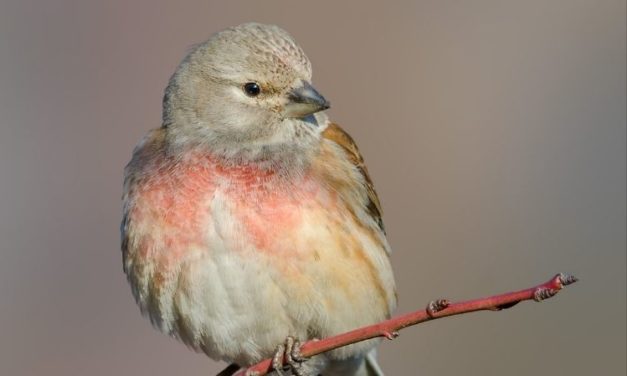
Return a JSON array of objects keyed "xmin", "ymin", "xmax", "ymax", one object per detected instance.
[{"xmin": 121, "ymin": 22, "xmax": 397, "ymax": 376}]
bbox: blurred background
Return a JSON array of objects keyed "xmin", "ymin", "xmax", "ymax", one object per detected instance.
[{"xmin": 0, "ymin": 0, "xmax": 624, "ymax": 375}]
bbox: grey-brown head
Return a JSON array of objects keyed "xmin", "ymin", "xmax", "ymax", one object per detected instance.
[{"xmin": 162, "ymin": 23, "xmax": 330, "ymax": 162}]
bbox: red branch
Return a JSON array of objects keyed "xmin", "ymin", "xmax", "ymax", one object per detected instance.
[{"xmin": 233, "ymin": 273, "xmax": 577, "ymax": 376}]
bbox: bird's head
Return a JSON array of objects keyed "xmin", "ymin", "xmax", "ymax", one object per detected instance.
[{"xmin": 162, "ymin": 23, "xmax": 330, "ymax": 163}]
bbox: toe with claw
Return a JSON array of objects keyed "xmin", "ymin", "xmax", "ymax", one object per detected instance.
[{"xmin": 272, "ymin": 336, "xmax": 307, "ymax": 376}]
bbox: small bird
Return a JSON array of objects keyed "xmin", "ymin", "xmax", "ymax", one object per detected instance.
[{"xmin": 121, "ymin": 23, "xmax": 396, "ymax": 376}]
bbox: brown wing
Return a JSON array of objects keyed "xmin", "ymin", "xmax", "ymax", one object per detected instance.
[{"xmin": 321, "ymin": 123, "xmax": 386, "ymax": 233}]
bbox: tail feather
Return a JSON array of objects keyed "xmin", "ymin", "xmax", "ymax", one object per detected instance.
[{"xmin": 364, "ymin": 349, "xmax": 385, "ymax": 376}]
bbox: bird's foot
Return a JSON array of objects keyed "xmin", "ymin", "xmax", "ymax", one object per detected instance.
[{"xmin": 272, "ymin": 336, "xmax": 307, "ymax": 376}]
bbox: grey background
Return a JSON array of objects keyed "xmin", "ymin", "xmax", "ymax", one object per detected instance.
[{"xmin": 0, "ymin": 1, "xmax": 625, "ymax": 375}]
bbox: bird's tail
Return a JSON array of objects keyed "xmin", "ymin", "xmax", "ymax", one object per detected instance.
[{"xmin": 364, "ymin": 349, "xmax": 385, "ymax": 376}]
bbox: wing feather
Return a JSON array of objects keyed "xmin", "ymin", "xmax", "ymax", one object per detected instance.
[{"xmin": 321, "ymin": 123, "xmax": 385, "ymax": 233}]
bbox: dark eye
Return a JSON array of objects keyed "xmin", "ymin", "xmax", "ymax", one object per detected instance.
[{"xmin": 243, "ymin": 82, "xmax": 261, "ymax": 97}]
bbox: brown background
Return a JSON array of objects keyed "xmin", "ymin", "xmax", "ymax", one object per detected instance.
[{"xmin": 0, "ymin": 1, "xmax": 625, "ymax": 375}]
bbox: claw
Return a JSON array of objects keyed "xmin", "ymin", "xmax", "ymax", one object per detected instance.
[
  {"xmin": 272, "ymin": 336, "xmax": 307, "ymax": 376},
  {"xmin": 272, "ymin": 342, "xmax": 286, "ymax": 376},
  {"xmin": 286, "ymin": 337, "xmax": 306, "ymax": 364}
]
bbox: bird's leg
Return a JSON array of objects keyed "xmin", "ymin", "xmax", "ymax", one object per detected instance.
[{"xmin": 272, "ymin": 336, "xmax": 307, "ymax": 376}]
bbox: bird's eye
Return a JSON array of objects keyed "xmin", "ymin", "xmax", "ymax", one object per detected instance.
[{"xmin": 243, "ymin": 82, "xmax": 261, "ymax": 97}]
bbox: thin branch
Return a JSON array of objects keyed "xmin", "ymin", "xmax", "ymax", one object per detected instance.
[{"xmin": 231, "ymin": 273, "xmax": 577, "ymax": 376}]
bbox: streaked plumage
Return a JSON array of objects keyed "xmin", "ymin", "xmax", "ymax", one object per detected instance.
[{"xmin": 121, "ymin": 23, "xmax": 396, "ymax": 375}]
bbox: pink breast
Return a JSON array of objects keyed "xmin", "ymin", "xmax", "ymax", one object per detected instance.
[
  {"xmin": 133, "ymin": 155, "xmax": 321, "ymax": 258},
  {"xmin": 232, "ymin": 188, "xmax": 307, "ymax": 251},
  {"xmin": 132, "ymin": 163, "xmax": 214, "ymax": 259}
]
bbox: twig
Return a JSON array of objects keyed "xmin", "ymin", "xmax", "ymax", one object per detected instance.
[{"xmin": 232, "ymin": 273, "xmax": 578, "ymax": 376}]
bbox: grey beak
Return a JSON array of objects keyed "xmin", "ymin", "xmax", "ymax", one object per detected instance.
[{"xmin": 283, "ymin": 81, "xmax": 330, "ymax": 119}]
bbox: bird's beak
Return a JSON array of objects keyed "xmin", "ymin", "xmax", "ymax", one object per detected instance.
[{"xmin": 283, "ymin": 81, "xmax": 330, "ymax": 119}]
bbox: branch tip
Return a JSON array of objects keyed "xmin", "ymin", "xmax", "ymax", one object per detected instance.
[
  {"xmin": 231, "ymin": 272, "xmax": 577, "ymax": 376},
  {"xmin": 558, "ymin": 273, "xmax": 578, "ymax": 286}
]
